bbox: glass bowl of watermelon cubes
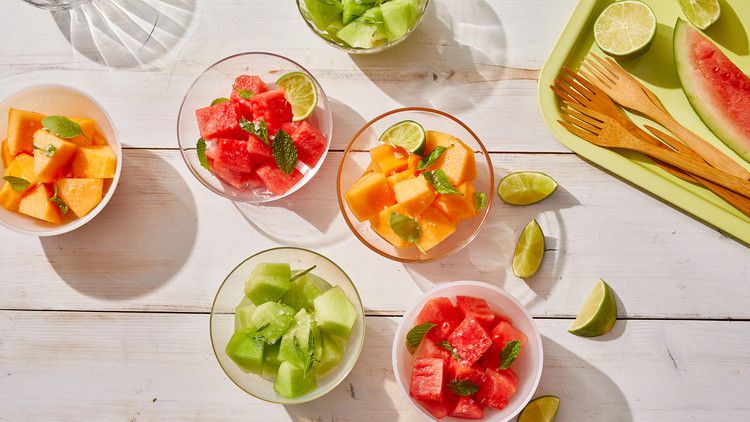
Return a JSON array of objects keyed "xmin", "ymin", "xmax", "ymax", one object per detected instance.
[
  {"xmin": 210, "ymin": 247, "xmax": 365, "ymax": 404},
  {"xmin": 177, "ymin": 52, "xmax": 333, "ymax": 203},
  {"xmin": 337, "ymin": 107, "xmax": 494, "ymax": 263},
  {"xmin": 393, "ymin": 281, "xmax": 543, "ymax": 421},
  {"xmin": 297, "ymin": 0, "xmax": 429, "ymax": 54}
]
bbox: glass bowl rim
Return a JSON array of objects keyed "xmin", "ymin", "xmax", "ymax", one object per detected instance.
[
  {"xmin": 336, "ymin": 106, "xmax": 495, "ymax": 263},
  {"xmin": 208, "ymin": 246, "xmax": 366, "ymax": 404}
]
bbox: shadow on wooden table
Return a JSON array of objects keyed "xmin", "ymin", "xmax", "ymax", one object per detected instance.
[
  {"xmin": 349, "ymin": 0, "xmax": 508, "ymax": 113},
  {"xmin": 40, "ymin": 150, "xmax": 197, "ymax": 300}
]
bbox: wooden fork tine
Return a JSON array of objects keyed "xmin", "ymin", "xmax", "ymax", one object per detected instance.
[
  {"xmin": 581, "ymin": 61, "xmax": 614, "ymax": 87},
  {"xmin": 566, "ymin": 69, "xmax": 602, "ymax": 95},
  {"xmin": 558, "ymin": 119, "xmax": 600, "ymax": 143},
  {"xmin": 561, "ymin": 74, "xmax": 593, "ymax": 101},
  {"xmin": 551, "ymin": 84, "xmax": 577, "ymax": 104},
  {"xmin": 584, "ymin": 57, "xmax": 617, "ymax": 84},
  {"xmin": 562, "ymin": 67, "xmax": 595, "ymax": 96},
  {"xmin": 561, "ymin": 105, "xmax": 604, "ymax": 129},
  {"xmin": 564, "ymin": 100, "xmax": 607, "ymax": 124},
  {"xmin": 591, "ymin": 54, "xmax": 620, "ymax": 79},
  {"xmin": 557, "ymin": 76, "xmax": 591, "ymax": 104}
]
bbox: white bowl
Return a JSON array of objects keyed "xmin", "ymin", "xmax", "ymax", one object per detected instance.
[
  {"xmin": 392, "ymin": 281, "xmax": 543, "ymax": 421},
  {"xmin": 0, "ymin": 84, "xmax": 122, "ymax": 236}
]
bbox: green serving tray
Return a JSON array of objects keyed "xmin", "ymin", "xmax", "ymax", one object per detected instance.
[{"xmin": 538, "ymin": 0, "xmax": 750, "ymax": 245}]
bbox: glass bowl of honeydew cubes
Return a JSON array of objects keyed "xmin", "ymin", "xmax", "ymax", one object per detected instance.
[
  {"xmin": 297, "ymin": 0, "xmax": 429, "ymax": 54},
  {"xmin": 209, "ymin": 247, "xmax": 365, "ymax": 404}
]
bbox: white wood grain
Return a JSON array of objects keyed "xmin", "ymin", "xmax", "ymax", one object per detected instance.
[
  {"xmin": 1, "ymin": 150, "xmax": 748, "ymax": 317},
  {"xmin": 2, "ymin": 311, "xmax": 748, "ymax": 421}
]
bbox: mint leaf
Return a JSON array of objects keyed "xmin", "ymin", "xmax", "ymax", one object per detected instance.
[
  {"xmin": 423, "ymin": 170, "xmax": 461, "ymax": 195},
  {"xmin": 49, "ymin": 185, "xmax": 69, "ymax": 215},
  {"xmin": 294, "ymin": 335, "xmax": 318, "ymax": 377},
  {"xmin": 42, "ymin": 116, "xmax": 89, "ymax": 142},
  {"xmin": 34, "ymin": 144, "xmax": 56, "ymax": 157},
  {"xmin": 437, "ymin": 340, "xmax": 461, "ymax": 361},
  {"xmin": 499, "ymin": 340, "xmax": 521, "ymax": 370},
  {"xmin": 290, "ymin": 265, "xmax": 317, "ymax": 283},
  {"xmin": 3, "ymin": 176, "xmax": 30, "ymax": 192},
  {"xmin": 196, "ymin": 138, "xmax": 210, "ymax": 170},
  {"xmin": 405, "ymin": 322, "xmax": 436, "ymax": 354},
  {"xmin": 272, "ymin": 130, "xmax": 298, "ymax": 175},
  {"xmin": 448, "ymin": 379, "xmax": 480, "ymax": 396},
  {"xmin": 390, "ymin": 212, "xmax": 421, "ymax": 245},
  {"xmin": 417, "ymin": 146, "xmax": 450, "ymax": 170},
  {"xmin": 211, "ymin": 97, "xmax": 230, "ymax": 106},
  {"xmin": 240, "ymin": 118, "xmax": 269, "ymax": 145},
  {"xmin": 475, "ymin": 192, "xmax": 487, "ymax": 211},
  {"xmin": 233, "ymin": 86, "xmax": 254, "ymax": 100}
]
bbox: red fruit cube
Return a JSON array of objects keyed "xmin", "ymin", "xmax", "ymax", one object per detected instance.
[
  {"xmin": 246, "ymin": 134, "xmax": 275, "ymax": 165},
  {"xmin": 479, "ymin": 345, "xmax": 502, "ymax": 370},
  {"xmin": 211, "ymin": 138, "xmax": 254, "ymax": 173},
  {"xmin": 490, "ymin": 321, "xmax": 528, "ymax": 351},
  {"xmin": 447, "ymin": 359, "xmax": 485, "ymax": 386},
  {"xmin": 291, "ymin": 121, "xmax": 328, "ymax": 167},
  {"xmin": 449, "ymin": 396, "xmax": 484, "ymax": 420},
  {"xmin": 415, "ymin": 297, "xmax": 462, "ymax": 342},
  {"xmin": 417, "ymin": 400, "xmax": 449, "ymax": 420},
  {"xmin": 195, "ymin": 101, "xmax": 244, "ymax": 140},
  {"xmin": 256, "ymin": 165, "xmax": 303, "ymax": 196},
  {"xmin": 281, "ymin": 121, "xmax": 301, "ymax": 135},
  {"xmin": 409, "ymin": 357, "xmax": 445, "ymax": 402},
  {"xmin": 250, "ymin": 89, "xmax": 293, "ymax": 135},
  {"xmin": 457, "ymin": 296, "xmax": 496, "ymax": 328},
  {"xmin": 477, "ymin": 368, "xmax": 517, "ymax": 410},
  {"xmin": 210, "ymin": 163, "xmax": 255, "ymax": 190},
  {"xmin": 231, "ymin": 75, "xmax": 269, "ymax": 99},
  {"xmin": 446, "ymin": 317, "xmax": 492, "ymax": 367},
  {"xmin": 414, "ymin": 338, "xmax": 450, "ymax": 362}
]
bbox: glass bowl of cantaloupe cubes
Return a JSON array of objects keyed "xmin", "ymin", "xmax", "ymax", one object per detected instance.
[
  {"xmin": 0, "ymin": 85, "xmax": 121, "ymax": 236},
  {"xmin": 338, "ymin": 107, "xmax": 494, "ymax": 262},
  {"xmin": 210, "ymin": 247, "xmax": 365, "ymax": 404}
]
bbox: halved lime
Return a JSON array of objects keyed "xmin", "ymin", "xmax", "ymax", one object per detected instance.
[
  {"xmin": 518, "ymin": 395, "xmax": 561, "ymax": 422},
  {"xmin": 679, "ymin": 0, "xmax": 720, "ymax": 30},
  {"xmin": 276, "ymin": 72, "xmax": 318, "ymax": 122},
  {"xmin": 498, "ymin": 172, "xmax": 558, "ymax": 206},
  {"xmin": 379, "ymin": 120, "xmax": 425, "ymax": 155},
  {"xmin": 512, "ymin": 219, "xmax": 545, "ymax": 279},
  {"xmin": 568, "ymin": 279, "xmax": 617, "ymax": 337},
  {"xmin": 594, "ymin": 0, "xmax": 657, "ymax": 59}
]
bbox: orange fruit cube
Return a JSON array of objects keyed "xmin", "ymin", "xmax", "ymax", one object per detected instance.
[
  {"xmin": 424, "ymin": 131, "xmax": 477, "ymax": 185},
  {"xmin": 369, "ymin": 204, "xmax": 412, "ymax": 249},
  {"xmin": 66, "ymin": 117, "xmax": 97, "ymax": 146},
  {"xmin": 345, "ymin": 172, "xmax": 396, "ymax": 221},
  {"xmin": 393, "ymin": 174, "xmax": 436, "ymax": 216},
  {"xmin": 387, "ymin": 169, "xmax": 415, "ymax": 186},
  {"xmin": 7, "ymin": 108, "xmax": 45, "ymax": 156},
  {"xmin": 407, "ymin": 154, "xmax": 421, "ymax": 173},
  {"xmin": 1, "ymin": 139, "xmax": 12, "ymax": 167},
  {"xmin": 18, "ymin": 184, "xmax": 62, "ymax": 224},
  {"xmin": 71, "ymin": 145, "xmax": 117, "ymax": 179},
  {"xmin": 56, "ymin": 178, "xmax": 103, "ymax": 217},
  {"xmin": 434, "ymin": 181, "xmax": 477, "ymax": 224},
  {"xmin": 32, "ymin": 130, "xmax": 78, "ymax": 183},
  {"xmin": 417, "ymin": 206, "xmax": 457, "ymax": 252},
  {"xmin": 1, "ymin": 154, "xmax": 37, "ymax": 212},
  {"xmin": 370, "ymin": 144, "xmax": 408, "ymax": 175}
]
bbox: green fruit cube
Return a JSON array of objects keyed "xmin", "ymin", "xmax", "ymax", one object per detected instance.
[
  {"xmin": 313, "ymin": 286, "xmax": 358, "ymax": 338},
  {"xmin": 336, "ymin": 6, "xmax": 387, "ymax": 49},
  {"xmin": 278, "ymin": 309, "xmax": 323, "ymax": 368},
  {"xmin": 280, "ymin": 272, "xmax": 332, "ymax": 310},
  {"xmin": 250, "ymin": 301, "xmax": 296, "ymax": 343},
  {"xmin": 262, "ymin": 341, "xmax": 282, "ymax": 381},
  {"xmin": 234, "ymin": 302, "xmax": 256, "ymax": 331},
  {"xmin": 381, "ymin": 0, "xmax": 420, "ymax": 41},
  {"xmin": 343, "ymin": 0, "xmax": 372, "ymax": 25},
  {"xmin": 315, "ymin": 332, "xmax": 344, "ymax": 377},
  {"xmin": 304, "ymin": 0, "xmax": 343, "ymax": 32},
  {"xmin": 244, "ymin": 263, "xmax": 292, "ymax": 305},
  {"xmin": 274, "ymin": 361, "xmax": 317, "ymax": 399},
  {"xmin": 225, "ymin": 330, "xmax": 265, "ymax": 375}
]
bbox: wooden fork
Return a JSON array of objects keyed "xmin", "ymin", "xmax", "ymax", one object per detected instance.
[
  {"xmin": 558, "ymin": 101, "xmax": 750, "ymax": 199},
  {"xmin": 579, "ymin": 53, "xmax": 750, "ymax": 180}
]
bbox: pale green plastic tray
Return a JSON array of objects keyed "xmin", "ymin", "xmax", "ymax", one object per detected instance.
[{"xmin": 539, "ymin": 0, "xmax": 750, "ymax": 245}]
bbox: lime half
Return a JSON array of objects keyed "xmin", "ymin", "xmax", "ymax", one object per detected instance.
[
  {"xmin": 498, "ymin": 172, "xmax": 558, "ymax": 206},
  {"xmin": 379, "ymin": 120, "xmax": 426, "ymax": 155},
  {"xmin": 679, "ymin": 0, "xmax": 720, "ymax": 30},
  {"xmin": 276, "ymin": 72, "xmax": 318, "ymax": 122},
  {"xmin": 512, "ymin": 219, "xmax": 545, "ymax": 279},
  {"xmin": 568, "ymin": 279, "xmax": 617, "ymax": 337},
  {"xmin": 518, "ymin": 395, "xmax": 561, "ymax": 422},
  {"xmin": 594, "ymin": 0, "xmax": 657, "ymax": 59}
]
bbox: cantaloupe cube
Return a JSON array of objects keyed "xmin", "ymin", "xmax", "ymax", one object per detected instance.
[
  {"xmin": 18, "ymin": 184, "xmax": 61, "ymax": 224},
  {"xmin": 434, "ymin": 181, "xmax": 477, "ymax": 223},
  {"xmin": 56, "ymin": 178, "xmax": 103, "ymax": 217},
  {"xmin": 345, "ymin": 172, "xmax": 395, "ymax": 221},
  {"xmin": 0, "ymin": 184, "xmax": 22, "ymax": 212},
  {"xmin": 417, "ymin": 206, "xmax": 457, "ymax": 252},
  {"xmin": 424, "ymin": 131, "xmax": 477, "ymax": 185},
  {"xmin": 0, "ymin": 153, "xmax": 35, "ymax": 211},
  {"xmin": 32, "ymin": 130, "xmax": 78, "ymax": 183},
  {"xmin": 393, "ymin": 174, "xmax": 436, "ymax": 216},
  {"xmin": 407, "ymin": 154, "xmax": 421, "ymax": 173},
  {"xmin": 92, "ymin": 128, "xmax": 107, "ymax": 146},
  {"xmin": 66, "ymin": 117, "xmax": 97, "ymax": 146},
  {"xmin": 71, "ymin": 145, "xmax": 116, "ymax": 179},
  {"xmin": 370, "ymin": 144, "xmax": 408, "ymax": 175},
  {"xmin": 1, "ymin": 139, "xmax": 12, "ymax": 167},
  {"xmin": 7, "ymin": 108, "xmax": 45, "ymax": 156},
  {"xmin": 369, "ymin": 204, "xmax": 412, "ymax": 249},
  {"xmin": 387, "ymin": 169, "xmax": 415, "ymax": 186}
]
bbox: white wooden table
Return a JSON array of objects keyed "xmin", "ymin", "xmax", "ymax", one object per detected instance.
[{"xmin": 1, "ymin": 1, "xmax": 749, "ymax": 420}]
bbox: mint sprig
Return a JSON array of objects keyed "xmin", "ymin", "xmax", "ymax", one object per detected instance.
[
  {"xmin": 389, "ymin": 212, "xmax": 421, "ymax": 245},
  {"xmin": 3, "ymin": 176, "xmax": 31, "ymax": 192},
  {"xmin": 34, "ymin": 144, "xmax": 56, "ymax": 157},
  {"xmin": 42, "ymin": 116, "xmax": 90, "ymax": 142},
  {"xmin": 475, "ymin": 192, "xmax": 487, "ymax": 211},
  {"xmin": 448, "ymin": 379, "xmax": 480, "ymax": 396},
  {"xmin": 417, "ymin": 145, "xmax": 450, "ymax": 171},
  {"xmin": 49, "ymin": 185, "xmax": 69, "ymax": 215},
  {"xmin": 272, "ymin": 130, "xmax": 298, "ymax": 175},
  {"xmin": 437, "ymin": 340, "xmax": 461, "ymax": 361},
  {"xmin": 499, "ymin": 340, "xmax": 521, "ymax": 370},
  {"xmin": 196, "ymin": 138, "xmax": 210, "ymax": 170},
  {"xmin": 294, "ymin": 334, "xmax": 318, "ymax": 376},
  {"xmin": 290, "ymin": 265, "xmax": 317, "ymax": 283},
  {"xmin": 405, "ymin": 322, "xmax": 436, "ymax": 354},
  {"xmin": 240, "ymin": 118, "xmax": 269, "ymax": 145},
  {"xmin": 233, "ymin": 86, "xmax": 254, "ymax": 100},
  {"xmin": 211, "ymin": 97, "xmax": 230, "ymax": 106},
  {"xmin": 423, "ymin": 169, "xmax": 461, "ymax": 195}
]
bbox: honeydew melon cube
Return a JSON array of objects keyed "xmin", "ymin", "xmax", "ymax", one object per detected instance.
[
  {"xmin": 274, "ymin": 361, "xmax": 317, "ymax": 399},
  {"xmin": 234, "ymin": 302, "xmax": 256, "ymax": 331},
  {"xmin": 249, "ymin": 302, "xmax": 296, "ymax": 343},
  {"xmin": 381, "ymin": 0, "xmax": 420, "ymax": 41},
  {"xmin": 315, "ymin": 332, "xmax": 344, "ymax": 377},
  {"xmin": 280, "ymin": 272, "xmax": 332, "ymax": 310},
  {"xmin": 261, "ymin": 341, "xmax": 282, "ymax": 381},
  {"xmin": 304, "ymin": 0, "xmax": 343, "ymax": 33},
  {"xmin": 337, "ymin": 6, "xmax": 387, "ymax": 49},
  {"xmin": 313, "ymin": 286, "xmax": 357, "ymax": 338},
  {"xmin": 225, "ymin": 330, "xmax": 265, "ymax": 375},
  {"xmin": 278, "ymin": 309, "xmax": 323, "ymax": 368},
  {"xmin": 343, "ymin": 0, "xmax": 373, "ymax": 24},
  {"xmin": 244, "ymin": 263, "xmax": 292, "ymax": 305}
]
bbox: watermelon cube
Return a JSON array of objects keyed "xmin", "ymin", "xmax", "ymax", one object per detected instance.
[
  {"xmin": 413, "ymin": 338, "xmax": 450, "ymax": 362},
  {"xmin": 490, "ymin": 321, "xmax": 528, "ymax": 351},
  {"xmin": 250, "ymin": 89, "xmax": 293, "ymax": 135},
  {"xmin": 256, "ymin": 165, "xmax": 303, "ymax": 196},
  {"xmin": 246, "ymin": 134, "xmax": 275, "ymax": 165},
  {"xmin": 447, "ymin": 359, "xmax": 485, "ymax": 386},
  {"xmin": 195, "ymin": 100, "xmax": 245, "ymax": 140},
  {"xmin": 409, "ymin": 357, "xmax": 445, "ymax": 402},
  {"xmin": 209, "ymin": 162, "xmax": 255, "ymax": 190},
  {"xmin": 291, "ymin": 121, "xmax": 328, "ymax": 167},
  {"xmin": 414, "ymin": 297, "xmax": 462, "ymax": 342},
  {"xmin": 479, "ymin": 345, "xmax": 502, "ymax": 370},
  {"xmin": 477, "ymin": 368, "xmax": 517, "ymax": 410},
  {"xmin": 417, "ymin": 399, "xmax": 450, "ymax": 420},
  {"xmin": 449, "ymin": 396, "xmax": 484, "ymax": 420},
  {"xmin": 210, "ymin": 138, "xmax": 254, "ymax": 173},
  {"xmin": 446, "ymin": 317, "xmax": 492, "ymax": 367},
  {"xmin": 457, "ymin": 296, "xmax": 495, "ymax": 328},
  {"xmin": 231, "ymin": 75, "xmax": 269, "ymax": 119},
  {"xmin": 281, "ymin": 121, "xmax": 301, "ymax": 135}
]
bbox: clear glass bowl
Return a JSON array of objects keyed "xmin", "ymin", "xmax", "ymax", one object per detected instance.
[
  {"xmin": 177, "ymin": 52, "xmax": 333, "ymax": 203},
  {"xmin": 209, "ymin": 247, "xmax": 366, "ymax": 404},
  {"xmin": 21, "ymin": 0, "xmax": 89, "ymax": 10},
  {"xmin": 296, "ymin": 0, "xmax": 429, "ymax": 54},
  {"xmin": 337, "ymin": 107, "xmax": 494, "ymax": 263}
]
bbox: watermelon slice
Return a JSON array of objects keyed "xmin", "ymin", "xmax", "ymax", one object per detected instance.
[
  {"xmin": 477, "ymin": 368, "xmax": 517, "ymax": 410},
  {"xmin": 231, "ymin": 75, "xmax": 269, "ymax": 119},
  {"xmin": 292, "ymin": 121, "xmax": 328, "ymax": 167},
  {"xmin": 195, "ymin": 100, "xmax": 245, "ymax": 140},
  {"xmin": 209, "ymin": 138, "xmax": 254, "ymax": 173},
  {"xmin": 256, "ymin": 165, "xmax": 303, "ymax": 196},
  {"xmin": 414, "ymin": 297, "xmax": 462, "ymax": 342},
  {"xmin": 674, "ymin": 19, "xmax": 750, "ymax": 163},
  {"xmin": 490, "ymin": 320, "xmax": 528, "ymax": 351},
  {"xmin": 409, "ymin": 357, "xmax": 445, "ymax": 402},
  {"xmin": 445, "ymin": 317, "xmax": 492, "ymax": 367},
  {"xmin": 456, "ymin": 296, "xmax": 495, "ymax": 328},
  {"xmin": 250, "ymin": 89, "xmax": 294, "ymax": 136},
  {"xmin": 449, "ymin": 396, "xmax": 484, "ymax": 420},
  {"xmin": 246, "ymin": 134, "xmax": 275, "ymax": 166}
]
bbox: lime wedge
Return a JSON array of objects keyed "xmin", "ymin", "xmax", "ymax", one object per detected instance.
[
  {"xmin": 594, "ymin": 0, "xmax": 657, "ymax": 59},
  {"xmin": 379, "ymin": 120, "xmax": 426, "ymax": 155},
  {"xmin": 276, "ymin": 72, "xmax": 318, "ymax": 122},
  {"xmin": 518, "ymin": 395, "xmax": 561, "ymax": 422},
  {"xmin": 512, "ymin": 219, "xmax": 545, "ymax": 279},
  {"xmin": 498, "ymin": 172, "xmax": 558, "ymax": 206},
  {"xmin": 568, "ymin": 279, "xmax": 617, "ymax": 337},
  {"xmin": 679, "ymin": 0, "xmax": 720, "ymax": 30}
]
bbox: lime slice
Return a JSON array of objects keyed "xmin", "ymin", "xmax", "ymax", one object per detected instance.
[
  {"xmin": 276, "ymin": 72, "xmax": 318, "ymax": 122},
  {"xmin": 512, "ymin": 219, "xmax": 545, "ymax": 279},
  {"xmin": 518, "ymin": 395, "xmax": 561, "ymax": 422},
  {"xmin": 568, "ymin": 279, "xmax": 617, "ymax": 337},
  {"xmin": 379, "ymin": 120, "xmax": 426, "ymax": 155},
  {"xmin": 679, "ymin": 0, "xmax": 720, "ymax": 30},
  {"xmin": 594, "ymin": 0, "xmax": 657, "ymax": 59},
  {"xmin": 498, "ymin": 172, "xmax": 558, "ymax": 206}
]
